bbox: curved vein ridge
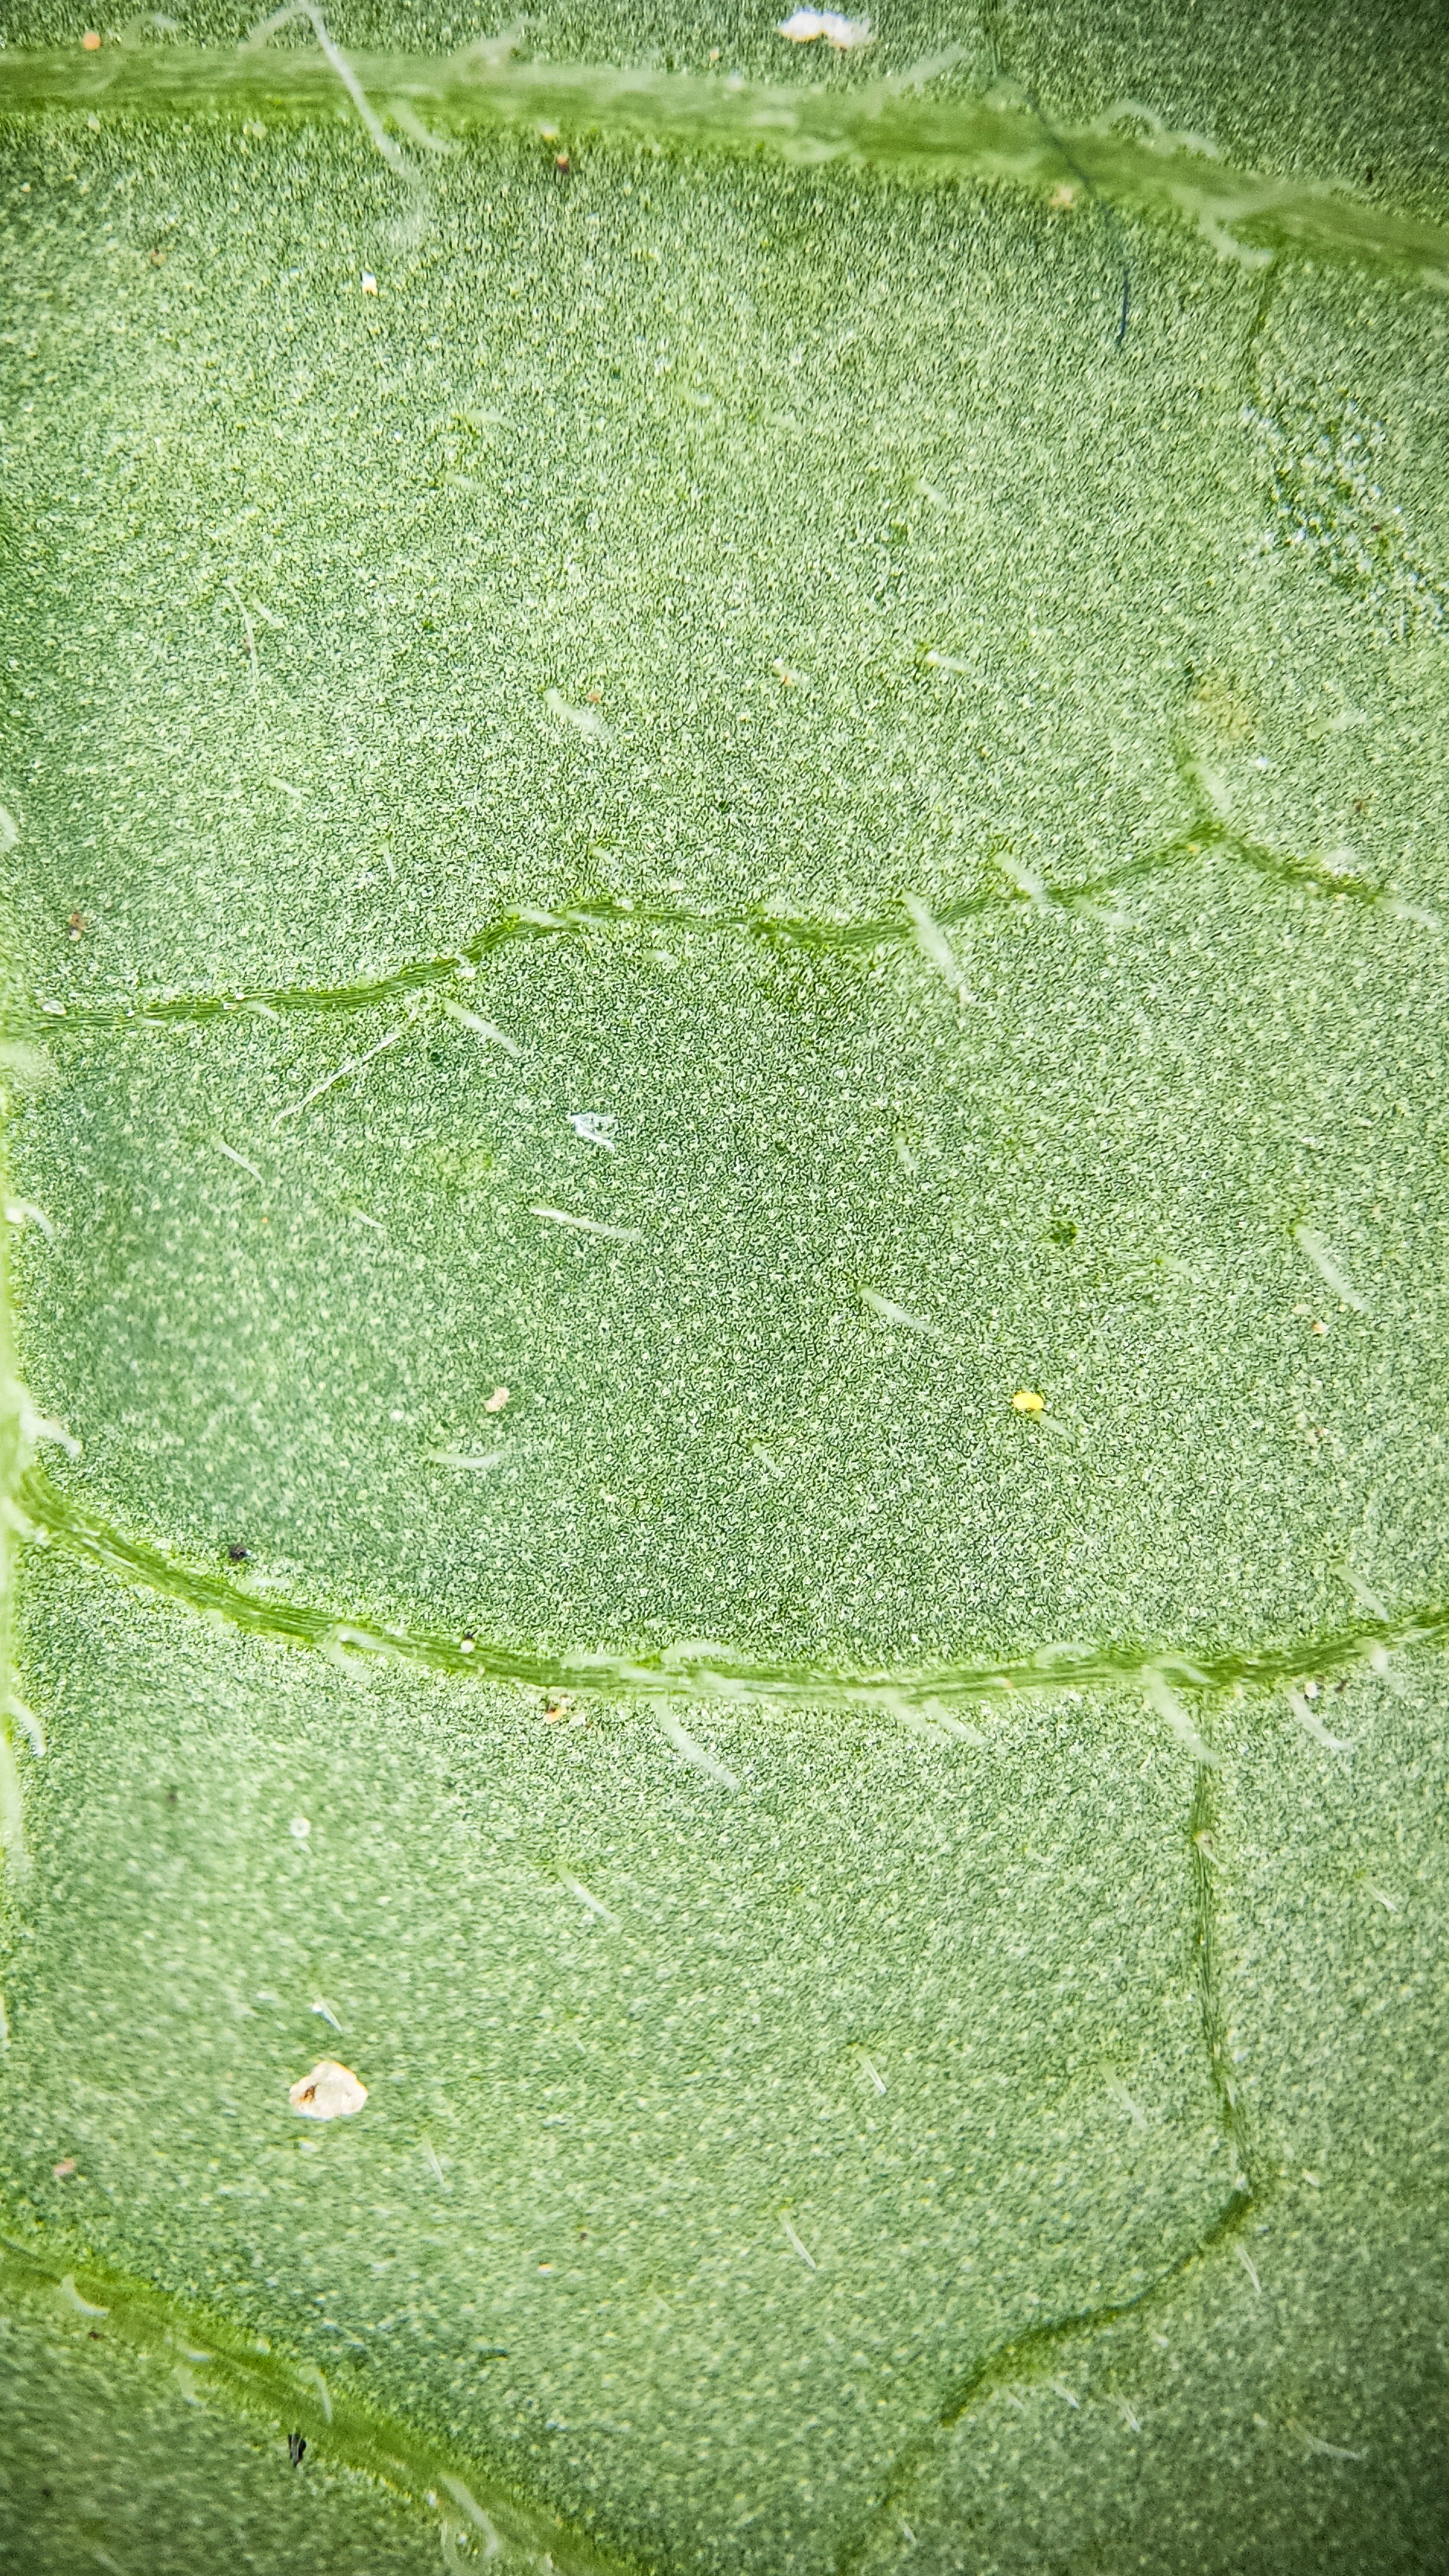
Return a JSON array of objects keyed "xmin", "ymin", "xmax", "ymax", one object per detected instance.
[
  {"xmin": 17, "ymin": 1463, "xmax": 1438, "ymax": 1710},
  {"xmin": 2, "ymin": 820, "xmax": 1411, "ymax": 1038}
]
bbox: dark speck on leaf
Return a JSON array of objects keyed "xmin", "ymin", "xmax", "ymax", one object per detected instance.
[
  {"xmin": 227, "ymin": 1542, "xmax": 249, "ymax": 1563},
  {"xmin": 288, "ymin": 2432, "xmax": 307, "ymax": 2467}
]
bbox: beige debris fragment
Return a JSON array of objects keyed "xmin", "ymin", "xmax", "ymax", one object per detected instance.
[{"xmin": 288, "ymin": 2059, "xmax": 368, "ymax": 2121}]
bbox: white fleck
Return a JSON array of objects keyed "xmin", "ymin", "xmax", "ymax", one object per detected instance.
[
  {"xmin": 901, "ymin": 892, "xmax": 974, "ymax": 1004},
  {"xmin": 441, "ymin": 998, "xmax": 520, "ymax": 1054},
  {"xmin": 777, "ymin": 8, "xmax": 873, "ymax": 45},
  {"xmin": 4, "ymin": 1200, "xmax": 54, "ymax": 1240},
  {"xmin": 1286, "ymin": 1687, "xmax": 1355, "ymax": 1754},
  {"xmin": 1104, "ymin": 2072, "xmax": 1148, "ymax": 2131},
  {"xmin": 40, "ymin": 1000, "xmax": 65, "ymax": 1017},
  {"xmin": 860, "ymin": 1285, "xmax": 947, "ymax": 1341},
  {"xmin": 544, "ymin": 687, "xmax": 612, "ymax": 743},
  {"xmin": 0, "ymin": 803, "xmax": 17, "ymax": 852},
  {"xmin": 438, "ymin": 2476, "xmax": 501, "ymax": 2554},
  {"xmin": 214, "ymin": 1140, "xmax": 263, "ymax": 1181},
  {"xmin": 173, "ymin": 2363, "xmax": 205, "ymax": 2407},
  {"xmin": 1292, "ymin": 1223, "xmax": 1366, "ymax": 1312},
  {"xmin": 781, "ymin": 2216, "xmax": 817, "ymax": 2270},
  {"xmin": 15, "ymin": 1391, "xmax": 81, "ymax": 1457},
  {"xmin": 860, "ymin": 2056, "xmax": 887, "ymax": 2094},
  {"xmin": 561, "ymin": 1872, "xmax": 616, "ymax": 1927},
  {"xmin": 311, "ymin": 1998, "xmax": 343, "ymax": 2032},
  {"xmin": 274, "ymin": 1015, "xmax": 413, "ymax": 1127},
  {"xmin": 361, "ymin": 270, "xmax": 378, "ymax": 291},
  {"xmin": 423, "ymin": 1449, "xmax": 505, "ymax": 1473},
  {"xmin": 1235, "ymin": 2241, "xmax": 1263, "ymax": 2295},
  {"xmin": 658, "ymin": 1706, "xmax": 740, "ymax": 1789},
  {"xmin": 1049, "ymin": 2377, "xmax": 1080, "ymax": 2409},
  {"xmin": 923, "ymin": 650, "xmax": 971, "ymax": 672},
  {"xmin": 289, "ymin": 1814, "xmax": 311, "ymax": 1840},
  {"xmin": 1141, "ymin": 1670, "xmax": 1215, "ymax": 1764},
  {"xmin": 529, "ymin": 1204, "xmax": 641, "ymax": 1244},
  {"xmin": 1291, "ymin": 2420, "xmax": 1366, "ymax": 2462},
  {"xmin": 297, "ymin": 2361, "xmax": 332, "ymax": 2422},
  {"xmin": 1117, "ymin": 2396, "xmax": 1142, "ymax": 2431},
  {"xmin": 995, "ymin": 851, "xmax": 1050, "ymax": 908},
  {"xmin": 568, "ymin": 1111, "xmax": 618, "ymax": 1150},
  {"xmin": 1339, "ymin": 1565, "xmax": 1388, "ymax": 1620},
  {"xmin": 424, "ymin": 2136, "xmax": 447, "ymax": 2185},
  {"xmin": 59, "ymin": 2274, "xmax": 109, "ymax": 2318},
  {"xmin": 6, "ymin": 1698, "xmax": 44, "ymax": 1760},
  {"xmin": 1368, "ymin": 1885, "xmax": 1401, "ymax": 1913},
  {"xmin": 288, "ymin": 2058, "xmax": 368, "ymax": 2120}
]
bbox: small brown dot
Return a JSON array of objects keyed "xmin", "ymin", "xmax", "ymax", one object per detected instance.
[
  {"xmin": 554, "ymin": 153, "xmax": 572, "ymax": 175},
  {"xmin": 149, "ymin": 247, "xmax": 167, "ymax": 268},
  {"xmin": 67, "ymin": 910, "xmax": 87, "ymax": 939}
]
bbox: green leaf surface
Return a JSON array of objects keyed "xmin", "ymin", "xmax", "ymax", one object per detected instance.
[{"xmin": 2, "ymin": 8, "xmax": 1448, "ymax": 2569}]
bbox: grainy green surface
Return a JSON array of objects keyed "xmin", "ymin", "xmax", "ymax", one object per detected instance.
[{"xmin": 2, "ymin": 8, "xmax": 1449, "ymax": 2571}]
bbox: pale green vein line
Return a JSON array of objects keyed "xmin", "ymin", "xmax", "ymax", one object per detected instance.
[
  {"xmin": 15, "ymin": 1461, "xmax": 1443, "ymax": 1713},
  {"xmin": 1, "ymin": 46, "xmax": 1445, "ymax": 291},
  {"xmin": 0, "ymin": 818, "xmax": 1410, "ymax": 1040},
  {"xmin": 832, "ymin": 2182, "xmax": 1267, "ymax": 2576},
  {"xmin": 0, "ymin": 2226, "xmax": 641, "ymax": 2576},
  {"xmin": 835, "ymin": 1757, "xmax": 1263, "ymax": 2576}
]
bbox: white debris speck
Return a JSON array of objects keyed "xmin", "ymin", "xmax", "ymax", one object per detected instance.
[
  {"xmin": 4, "ymin": 1200, "xmax": 54, "ymax": 1240},
  {"xmin": 6, "ymin": 1697, "xmax": 45, "ymax": 1759},
  {"xmin": 1235, "ymin": 2241, "xmax": 1263, "ymax": 2294},
  {"xmin": 777, "ymin": 8, "xmax": 873, "ymax": 46},
  {"xmin": 1142, "ymin": 1670, "xmax": 1215, "ymax": 1764},
  {"xmin": 0, "ymin": 804, "xmax": 17, "ymax": 852},
  {"xmin": 15, "ymin": 1389, "xmax": 81, "ymax": 1458},
  {"xmin": 1117, "ymin": 2396, "xmax": 1142, "ymax": 2431},
  {"xmin": 423, "ymin": 1449, "xmax": 505, "ymax": 1472},
  {"xmin": 442, "ymin": 999, "xmax": 520, "ymax": 1054},
  {"xmin": 659, "ymin": 1706, "xmax": 740, "ymax": 1789},
  {"xmin": 781, "ymin": 2216, "xmax": 817, "ymax": 2270},
  {"xmin": 214, "ymin": 1140, "xmax": 263, "ymax": 1181},
  {"xmin": 901, "ymin": 892, "xmax": 974, "ymax": 1004},
  {"xmin": 860, "ymin": 1285, "xmax": 947, "ymax": 1341},
  {"xmin": 438, "ymin": 2476, "xmax": 500, "ymax": 2552},
  {"xmin": 288, "ymin": 2059, "xmax": 368, "ymax": 2120},
  {"xmin": 289, "ymin": 1814, "xmax": 311, "ymax": 1840},
  {"xmin": 561, "ymin": 1873, "xmax": 616, "ymax": 1927},
  {"xmin": 484, "ymin": 1386, "xmax": 511, "ymax": 1413},
  {"xmin": 545, "ymin": 687, "xmax": 612, "ymax": 743},
  {"xmin": 1292, "ymin": 1223, "xmax": 1366, "ymax": 1312},
  {"xmin": 297, "ymin": 2362, "xmax": 332, "ymax": 2422},
  {"xmin": 1049, "ymin": 2377, "xmax": 1080, "ymax": 2409},
  {"xmin": 59, "ymin": 2274, "xmax": 109, "ymax": 2317},
  {"xmin": 1291, "ymin": 2420, "xmax": 1366, "ymax": 2462},
  {"xmin": 861, "ymin": 2056, "xmax": 887, "ymax": 2094},
  {"xmin": 311, "ymin": 1999, "xmax": 343, "ymax": 2032},
  {"xmin": 1339, "ymin": 1566, "xmax": 1388, "ymax": 1620},
  {"xmin": 361, "ymin": 270, "xmax": 378, "ymax": 292},
  {"xmin": 529, "ymin": 1204, "xmax": 641, "ymax": 1244},
  {"xmin": 1104, "ymin": 2072, "xmax": 1148, "ymax": 2130},
  {"xmin": 568, "ymin": 1112, "xmax": 618, "ymax": 1150},
  {"xmin": 995, "ymin": 851, "xmax": 1050, "ymax": 908},
  {"xmin": 1287, "ymin": 1687, "xmax": 1355, "ymax": 1754}
]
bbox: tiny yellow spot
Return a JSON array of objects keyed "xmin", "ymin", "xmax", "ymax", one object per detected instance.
[{"xmin": 1012, "ymin": 1389, "xmax": 1045, "ymax": 1415}]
